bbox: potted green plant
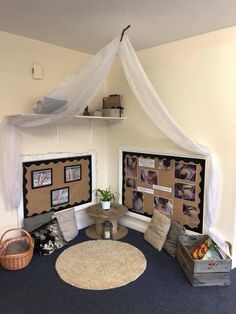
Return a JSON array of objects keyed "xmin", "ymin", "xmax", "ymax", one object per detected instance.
[{"xmin": 95, "ymin": 187, "xmax": 117, "ymax": 210}]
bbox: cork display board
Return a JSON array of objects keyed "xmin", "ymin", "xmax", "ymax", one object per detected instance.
[
  {"xmin": 23, "ymin": 155, "xmax": 92, "ymax": 218},
  {"xmin": 122, "ymin": 151, "xmax": 206, "ymax": 233}
]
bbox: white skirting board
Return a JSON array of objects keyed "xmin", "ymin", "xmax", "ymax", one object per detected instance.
[
  {"xmin": 76, "ymin": 209, "xmax": 148, "ymax": 233},
  {"xmin": 75, "ymin": 209, "xmax": 95, "ymax": 230},
  {"xmin": 75, "ymin": 210, "xmax": 236, "ymax": 269},
  {"xmin": 119, "ymin": 215, "xmax": 148, "ymax": 233}
]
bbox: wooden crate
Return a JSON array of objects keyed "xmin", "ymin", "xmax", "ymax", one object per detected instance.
[
  {"xmin": 176, "ymin": 234, "xmax": 231, "ymax": 287},
  {"xmin": 103, "ymin": 95, "xmax": 122, "ymax": 108}
]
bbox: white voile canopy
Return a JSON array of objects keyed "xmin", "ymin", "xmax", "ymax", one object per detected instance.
[{"xmin": 0, "ymin": 35, "xmax": 229, "ymax": 255}]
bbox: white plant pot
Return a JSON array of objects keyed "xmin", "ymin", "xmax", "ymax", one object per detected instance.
[{"xmin": 102, "ymin": 201, "xmax": 111, "ymax": 210}]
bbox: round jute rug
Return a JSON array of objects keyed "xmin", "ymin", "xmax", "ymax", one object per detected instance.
[{"xmin": 55, "ymin": 240, "xmax": 146, "ymax": 290}]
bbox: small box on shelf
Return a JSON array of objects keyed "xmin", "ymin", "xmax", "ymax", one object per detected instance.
[
  {"xmin": 102, "ymin": 108, "xmax": 121, "ymax": 117},
  {"xmin": 102, "ymin": 94, "xmax": 124, "ymax": 118},
  {"xmin": 103, "ymin": 95, "xmax": 123, "ymax": 108},
  {"xmin": 92, "ymin": 110, "xmax": 103, "ymax": 117}
]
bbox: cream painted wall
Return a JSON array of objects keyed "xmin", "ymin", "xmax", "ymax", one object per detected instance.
[
  {"xmin": 0, "ymin": 31, "xmax": 108, "ymax": 232},
  {"xmin": 1, "ymin": 27, "xmax": 236, "ymax": 266},
  {"xmin": 107, "ymin": 27, "xmax": 236, "ymax": 266}
]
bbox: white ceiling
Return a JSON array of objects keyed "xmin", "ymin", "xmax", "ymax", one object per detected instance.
[{"xmin": 0, "ymin": 0, "xmax": 236, "ymax": 54}]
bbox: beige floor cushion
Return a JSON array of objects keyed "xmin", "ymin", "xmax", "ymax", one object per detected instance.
[
  {"xmin": 144, "ymin": 209, "xmax": 171, "ymax": 251},
  {"xmin": 53, "ymin": 208, "xmax": 78, "ymax": 242}
]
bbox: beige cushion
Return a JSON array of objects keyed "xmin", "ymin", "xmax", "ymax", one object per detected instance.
[
  {"xmin": 53, "ymin": 208, "xmax": 78, "ymax": 242},
  {"xmin": 144, "ymin": 210, "xmax": 171, "ymax": 251}
]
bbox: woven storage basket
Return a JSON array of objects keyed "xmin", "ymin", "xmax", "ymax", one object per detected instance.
[{"xmin": 0, "ymin": 228, "xmax": 34, "ymax": 270}]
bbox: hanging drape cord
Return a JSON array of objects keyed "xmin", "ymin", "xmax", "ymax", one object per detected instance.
[
  {"xmin": 56, "ymin": 123, "xmax": 59, "ymax": 144},
  {"xmin": 120, "ymin": 25, "xmax": 131, "ymax": 41},
  {"xmin": 90, "ymin": 119, "xmax": 93, "ymax": 143}
]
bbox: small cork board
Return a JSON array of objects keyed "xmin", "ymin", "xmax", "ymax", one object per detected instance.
[
  {"xmin": 122, "ymin": 151, "xmax": 206, "ymax": 233},
  {"xmin": 23, "ymin": 155, "xmax": 92, "ymax": 218}
]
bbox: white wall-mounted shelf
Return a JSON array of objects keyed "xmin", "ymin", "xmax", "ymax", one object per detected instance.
[
  {"xmin": 8, "ymin": 113, "xmax": 126, "ymax": 123},
  {"xmin": 75, "ymin": 115, "xmax": 126, "ymax": 123}
]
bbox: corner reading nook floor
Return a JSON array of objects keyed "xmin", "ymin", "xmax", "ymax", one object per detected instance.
[{"xmin": 55, "ymin": 240, "xmax": 147, "ymax": 290}]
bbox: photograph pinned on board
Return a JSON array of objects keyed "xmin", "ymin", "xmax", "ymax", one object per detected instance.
[
  {"xmin": 126, "ymin": 156, "xmax": 138, "ymax": 178},
  {"xmin": 140, "ymin": 169, "xmax": 158, "ymax": 185},
  {"xmin": 132, "ymin": 191, "xmax": 144, "ymax": 213},
  {"xmin": 183, "ymin": 204, "xmax": 199, "ymax": 219},
  {"xmin": 32, "ymin": 168, "xmax": 52, "ymax": 189},
  {"xmin": 51, "ymin": 187, "xmax": 69, "ymax": 207},
  {"xmin": 154, "ymin": 196, "xmax": 173, "ymax": 216},
  {"xmin": 126, "ymin": 178, "xmax": 137, "ymax": 189},
  {"xmin": 157, "ymin": 158, "xmax": 171, "ymax": 170},
  {"xmin": 174, "ymin": 161, "xmax": 197, "ymax": 182},
  {"xmin": 174, "ymin": 183, "xmax": 196, "ymax": 201},
  {"xmin": 64, "ymin": 165, "xmax": 81, "ymax": 183}
]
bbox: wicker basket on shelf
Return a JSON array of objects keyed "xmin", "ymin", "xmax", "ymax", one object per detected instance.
[{"xmin": 0, "ymin": 228, "xmax": 34, "ymax": 270}]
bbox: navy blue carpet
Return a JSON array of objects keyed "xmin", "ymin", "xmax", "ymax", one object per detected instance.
[{"xmin": 0, "ymin": 227, "xmax": 236, "ymax": 314}]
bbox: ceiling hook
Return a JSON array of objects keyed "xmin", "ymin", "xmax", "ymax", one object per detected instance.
[{"xmin": 120, "ymin": 25, "xmax": 131, "ymax": 41}]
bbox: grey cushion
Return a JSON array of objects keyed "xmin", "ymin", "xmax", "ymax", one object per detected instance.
[
  {"xmin": 53, "ymin": 208, "xmax": 78, "ymax": 242},
  {"xmin": 163, "ymin": 220, "xmax": 186, "ymax": 257},
  {"xmin": 24, "ymin": 212, "xmax": 53, "ymax": 232},
  {"xmin": 144, "ymin": 210, "xmax": 171, "ymax": 251},
  {"xmin": 33, "ymin": 97, "xmax": 67, "ymax": 114}
]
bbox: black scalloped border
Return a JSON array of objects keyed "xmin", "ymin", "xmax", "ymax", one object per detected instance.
[
  {"xmin": 23, "ymin": 155, "xmax": 92, "ymax": 218},
  {"xmin": 122, "ymin": 151, "xmax": 205, "ymax": 233}
]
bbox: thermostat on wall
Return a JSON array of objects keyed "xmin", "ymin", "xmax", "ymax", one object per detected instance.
[{"xmin": 32, "ymin": 63, "xmax": 43, "ymax": 80}]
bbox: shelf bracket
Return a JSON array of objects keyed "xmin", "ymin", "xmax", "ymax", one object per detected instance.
[{"xmin": 90, "ymin": 119, "xmax": 93, "ymax": 143}]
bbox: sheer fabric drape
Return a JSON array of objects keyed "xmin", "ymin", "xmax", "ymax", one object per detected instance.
[
  {"xmin": 119, "ymin": 35, "xmax": 227, "ymax": 254},
  {"xmin": 0, "ymin": 35, "xmax": 228, "ymax": 254},
  {"xmin": 0, "ymin": 36, "xmax": 120, "ymax": 210}
]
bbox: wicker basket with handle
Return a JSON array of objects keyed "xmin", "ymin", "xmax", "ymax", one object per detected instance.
[{"xmin": 0, "ymin": 228, "xmax": 34, "ymax": 270}]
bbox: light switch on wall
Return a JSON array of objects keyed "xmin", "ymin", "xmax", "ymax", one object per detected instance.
[{"xmin": 32, "ymin": 63, "xmax": 43, "ymax": 80}]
